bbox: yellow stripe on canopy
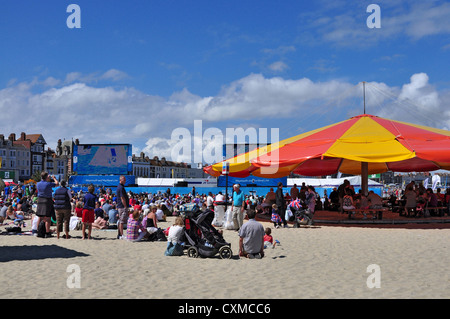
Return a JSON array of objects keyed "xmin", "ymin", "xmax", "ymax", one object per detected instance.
[
  {"xmin": 323, "ymin": 116, "xmax": 415, "ymax": 163},
  {"xmin": 210, "ymin": 118, "xmax": 349, "ymax": 174}
]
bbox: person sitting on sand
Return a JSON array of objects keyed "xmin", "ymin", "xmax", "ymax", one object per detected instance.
[
  {"xmin": 155, "ymin": 204, "xmax": 166, "ymax": 221},
  {"xmin": 74, "ymin": 201, "xmax": 83, "ymax": 219},
  {"xmin": 239, "ymin": 209, "xmax": 265, "ymax": 259},
  {"xmin": 165, "ymin": 216, "xmax": 185, "ymax": 256},
  {"xmin": 263, "ymin": 227, "xmax": 277, "ymax": 249},
  {"xmin": 92, "ymin": 215, "xmax": 109, "ymax": 230},
  {"xmin": 126, "ymin": 208, "xmax": 148, "ymax": 242},
  {"xmin": 108, "ymin": 204, "xmax": 118, "ymax": 224},
  {"xmin": 5, "ymin": 206, "xmax": 24, "ymax": 224},
  {"xmin": 143, "ymin": 206, "xmax": 159, "ymax": 235}
]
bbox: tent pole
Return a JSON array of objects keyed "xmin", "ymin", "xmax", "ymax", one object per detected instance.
[
  {"xmin": 361, "ymin": 162, "xmax": 368, "ymax": 196},
  {"xmin": 225, "ymin": 174, "xmax": 228, "ymax": 211},
  {"xmin": 363, "ymin": 81, "xmax": 366, "ymax": 115}
]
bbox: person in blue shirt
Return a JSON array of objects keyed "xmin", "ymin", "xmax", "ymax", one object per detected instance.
[
  {"xmin": 36, "ymin": 171, "xmax": 59, "ymax": 238},
  {"xmin": 82, "ymin": 184, "xmax": 97, "ymax": 240},
  {"xmin": 231, "ymin": 184, "xmax": 245, "ymax": 231}
]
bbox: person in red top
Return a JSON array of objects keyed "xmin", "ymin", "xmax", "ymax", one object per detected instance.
[
  {"xmin": 263, "ymin": 227, "xmax": 277, "ymax": 248},
  {"xmin": 133, "ymin": 201, "xmax": 142, "ymax": 212},
  {"xmin": 75, "ymin": 201, "xmax": 83, "ymax": 218}
]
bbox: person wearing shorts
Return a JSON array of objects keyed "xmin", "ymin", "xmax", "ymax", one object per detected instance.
[
  {"xmin": 82, "ymin": 185, "xmax": 97, "ymax": 240},
  {"xmin": 116, "ymin": 175, "xmax": 129, "ymax": 239}
]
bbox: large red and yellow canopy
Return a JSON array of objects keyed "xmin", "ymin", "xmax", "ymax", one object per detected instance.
[{"xmin": 203, "ymin": 114, "xmax": 450, "ymax": 178}]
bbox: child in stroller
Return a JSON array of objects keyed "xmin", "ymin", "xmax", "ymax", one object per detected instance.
[
  {"xmin": 183, "ymin": 208, "xmax": 233, "ymax": 259},
  {"xmin": 288, "ymin": 198, "xmax": 314, "ymax": 227}
]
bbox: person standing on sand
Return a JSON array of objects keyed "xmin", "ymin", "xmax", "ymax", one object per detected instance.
[
  {"xmin": 231, "ymin": 184, "xmax": 245, "ymax": 231},
  {"xmin": 36, "ymin": 171, "xmax": 59, "ymax": 238},
  {"xmin": 82, "ymin": 185, "xmax": 97, "ymax": 240},
  {"xmin": 275, "ymin": 182, "xmax": 287, "ymax": 228},
  {"xmin": 116, "ymin": 175, "xmax": 129, "ymax": 239},
  {"xmin": 54, "ymin": 181, "xmax": 72, "ymax": 239}
]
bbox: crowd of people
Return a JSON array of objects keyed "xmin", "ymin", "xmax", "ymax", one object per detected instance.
[
  {"xmin": 390, "ymin": 181, "xmax": 450, "ymax": 217},
  {"xmin": 1, "ymin": 173, "xmax": 309, "ymax": 259},
  {"xmin": 2, "ymin": 172, "xmax": 449, "ymax": 259},
  {"xmin": 326, "ymin": 179, "xmax": 450, "ymax": 218}
]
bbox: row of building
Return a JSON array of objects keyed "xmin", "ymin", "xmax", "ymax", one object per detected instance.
[
  {"xmin": 0, "ymin": 132, "xmax": 206, "ymax": 183},
  {"xmin": 2, "ymin": 132, "xmax": 448, "ymax": 186}
]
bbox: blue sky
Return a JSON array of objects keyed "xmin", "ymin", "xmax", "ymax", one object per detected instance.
[{"xmin": 1, "ymin": 0, "xmax": 450, "ymax": 164}]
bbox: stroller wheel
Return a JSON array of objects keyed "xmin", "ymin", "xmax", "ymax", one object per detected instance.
[
  {"xmin": 219, "ymin": 246, "xmax": 233, "ymax": 259},
  {"xmin": 187, "ymin": 246, "xmax": 199, "ymax": 258}
]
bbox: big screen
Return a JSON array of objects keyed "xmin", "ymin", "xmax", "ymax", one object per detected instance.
[{"xmin": 73, "ymin": 144, "xmax": 132, "ymax": 175}]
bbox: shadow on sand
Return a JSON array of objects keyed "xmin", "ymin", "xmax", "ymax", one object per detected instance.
[{"xmin": 0, "ymin": 245, "xmax": 89, "ymax": 263}]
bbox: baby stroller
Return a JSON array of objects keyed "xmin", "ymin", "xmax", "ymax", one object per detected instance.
[
  {"xmin": 289, "ymin": 199, "xmax": 314, "ymax": 227},
  {"xmin": 183, "ymin": 208, "xmax": 233, "ymax": 259}
]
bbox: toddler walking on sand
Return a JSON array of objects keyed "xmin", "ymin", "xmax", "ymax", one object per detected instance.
[{"xmin": 271, "ymin": 204, "xmax": 283, "ymax": 228}]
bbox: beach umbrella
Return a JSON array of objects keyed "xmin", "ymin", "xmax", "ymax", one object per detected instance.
[{"xmin": 203, "ymin": 114, "xmax": 450, "ymax": 194}]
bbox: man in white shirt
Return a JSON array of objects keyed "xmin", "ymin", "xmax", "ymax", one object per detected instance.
[
  {"xmin": 206, "ymin": 192, "xmax": 214, "ymax": 209},
  {"xmin": 215, "ymin": 191, "xmax": 224, "ymax": 202}
]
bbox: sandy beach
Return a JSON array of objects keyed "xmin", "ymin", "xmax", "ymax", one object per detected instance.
[{"xmin": 1, "ymin": 216, "xmax": 449, "ymax": 300}]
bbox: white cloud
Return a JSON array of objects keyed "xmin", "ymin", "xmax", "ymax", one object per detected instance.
[
  {"xmin": 64, "ymin": 69, "xmax": 129, "ymax": 85},
  {"xmin": 300, "ymin": 1, "xmax": 450, "ymax": 47},
  {"xmin": 268, "ymin": 61, "xmax": 289, "ymax": 72},
  {"xmin": 372, "ymin": 73, "xmax": 446, "ymax": 128},
  {"xmin": 41, "ymin": 76, "xmax": 61, "ymax": 87},
  {"xmin": 398, "ymin": 73, "xmax": 440, "ymax": 110},
  {"xmin": 100, "ymin": 69, "xmax": 129, "ymax": 82},
  {"xmin": 1, "ymin": 71, "xmax": 449, "ymax": 164}
]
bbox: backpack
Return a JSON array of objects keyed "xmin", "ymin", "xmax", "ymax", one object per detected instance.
[{"xmin": 37, "ymin": 221, "xmax": 46, "ymax": 238}]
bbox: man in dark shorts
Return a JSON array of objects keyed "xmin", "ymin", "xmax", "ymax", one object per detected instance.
[{"xmin": 116, "ymin": 175, "xmax": 129, "ymax": 239}]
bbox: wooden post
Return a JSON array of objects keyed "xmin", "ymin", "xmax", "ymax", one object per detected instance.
[{"xmin": 361, "ymin": 162, "xmax": 368, "ymax": 196}]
